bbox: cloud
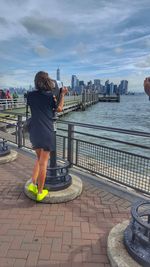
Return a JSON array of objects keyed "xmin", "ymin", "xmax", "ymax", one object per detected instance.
[
  {"xmin": 144, "ymin": 38, "xmax": 150, "ymax": 47},
  {"xmin": 114, "ymin": 47, "xmax": 123, "ymax": 54},
  {"xmin": 0, "ymin": 0, "xmax": 150, "ymax": 90},
  {"xmin": 135, "ymin": 56, "xmax": 150, "ymax": 68},
  {"xmin": 21, "ymin": 16, "xmax": 71, "ymax": 38},
  {"xmin": 33, "ymin": 44, "xmax": 52, "ymax": 57},
  {"xmin": 0, "ymin": 17, "xmax": 8, "ymax": 25}
]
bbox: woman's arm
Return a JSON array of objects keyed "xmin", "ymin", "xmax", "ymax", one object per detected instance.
[{"xmin": 57, "ymin": 87, "xmax": 68, "ymax": 112}]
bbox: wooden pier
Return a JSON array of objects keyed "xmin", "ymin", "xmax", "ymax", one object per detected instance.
[
  {"xmin": 99, "ymin": 94, "xmax": 120, "ymax": 102},
  {"xmin": 0, "ymin": 93, "xmax": 120, "ymax": 120}
]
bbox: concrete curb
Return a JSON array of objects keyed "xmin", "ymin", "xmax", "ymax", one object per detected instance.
[
  {"xmin": 107, "ymin": 220, "xmax": 141, "ymax": 267},
  {"xmin": 24, "ymin": 174, "xmax": 83, "ymax": 203},
  {"xmin": 0, "ymin": 150, "xmax": 18, "ymax": 164}
]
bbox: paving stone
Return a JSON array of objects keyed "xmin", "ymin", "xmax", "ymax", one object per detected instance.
[{"xmin": 0, "ymin": 151, "xmax": 132, "ymax": 266}]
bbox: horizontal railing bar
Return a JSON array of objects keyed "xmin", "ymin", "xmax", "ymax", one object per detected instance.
[
  {"xmin": 56, "ymin": 126, "xmax": 150, "ymax": 150},
  {"xmin": 57, "ymin": 128, "xmax": 68, "ymax": 132},
  {"xmin": 70, "ymin": 137, "xmax": 150, "ymax": 160},
  {"xmin": 57, "ymin": 128, "xmax": 150, "ymax": 150},
  {"xmin": 74, "ymin": 163, "xmax": 150, "ymax": 195},
  {"xmin": 56, "ymin": 134, "xmax": 67, "ymax": 138},
  {"xmin": 0, "ymin": 118, "xmax": 18, "ymax": 122},
  {"xmin": 58, "ymin": 120, "xmax": 150, "ymax": 137},
  {"xmin": 72, "ymin": 131, "xmax": 150, "ymax": 150}
]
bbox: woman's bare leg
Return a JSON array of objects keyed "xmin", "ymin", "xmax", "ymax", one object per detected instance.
[
  {"xmin": 31, "ymin": 149, "xmax": 41, "ymax": 184},
  {"xmin": 37, "ymin": 149, "xmax": 50, "ymax": 193}
]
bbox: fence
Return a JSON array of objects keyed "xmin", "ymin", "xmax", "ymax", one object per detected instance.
[
  {"xmin": 0, "ymin": 95, "xmax": 82, "ymax": 112},
  {"xmin": 0, "ymin": 116, "xmax": 150, "ymax": 195},
  {"xmin": 0, "ymin": 93, "xmax": 100, "ymax": 113},
  {"xmin": 0, "ymin": 98, "xmax": 26, "ymax": 111}
]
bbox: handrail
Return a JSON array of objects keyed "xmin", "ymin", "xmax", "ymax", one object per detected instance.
[{"xmin": 58, "ymin": 120, "xmax": 150, "ymax": 138}]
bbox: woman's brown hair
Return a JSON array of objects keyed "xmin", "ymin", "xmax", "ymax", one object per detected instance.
[{"xmin": 34, "ymin": 71, "xmax": 55, "ymax": 91}]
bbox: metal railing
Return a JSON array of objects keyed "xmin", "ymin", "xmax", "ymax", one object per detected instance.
[
  {"xmin": 0, "ymin": 115, "xmax": 150, "ymax": 195},
  {"xmin": 0, "ymin": 94, "xmax": 99, "ymax": 112},
  {"xmin": 0, "ymin": 98, "xmax": 26, "ymax": 111},
  {"xmin": 56, "ymin": 120, "xmax": 150, "ymax": 195},
  {"xmin": 0, "ymin": 95, "xmax": 82, "ymax": 111}
]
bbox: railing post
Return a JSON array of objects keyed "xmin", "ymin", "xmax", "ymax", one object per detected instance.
[
  {"xmin": 81, "ymin": 91, "xmax": 86, "ymax": 110},
  {"xmin": 17, "ymin": 115, "xmax": 23, "ymax": 148},
  {"xmin": 67, "ymin": 124, "xmax": 74, "ymax": 167},
  {"xmin": 5, "ymin": 99, "xmax": 8, "ymax": 110},
  {"xmin": 90, "ymin": 92, "xmax": 92, "ymax": 104}
]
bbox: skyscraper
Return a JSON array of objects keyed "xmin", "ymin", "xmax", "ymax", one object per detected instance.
[
  {"xmin": 94, "ymin": 79, "xmax": 101, "ymax": 87},
  {"xmin": 119, "ymin": 80, "xmax": 128, "ymax": 94},
  {"xmin": 105, "ymin": 80, "xmax": 110, "ymax": 95},
  {"xmin": 113, "ymin": 84, "xmax": 118, "ymax": 94},
  {"xmin": 56, "ymin": 68, "xmax": 60, "ymax": 81},
  {"xmin": 110, "ymin": 82, "xmax": 114, "ymax": 95},
  {"xmin": 94, "ymin": 79, "xmax": 101, "ymax": 92},
  {"xmin": 71, "ymin": 75, "xmax": 78, "ymax": 89}
]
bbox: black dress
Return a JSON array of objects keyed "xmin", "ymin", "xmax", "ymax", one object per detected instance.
[{"xmin": 27, "ymin": 90, "xmax": 56, "ymax": 151}]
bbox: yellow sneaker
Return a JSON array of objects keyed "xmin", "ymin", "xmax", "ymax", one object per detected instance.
[
  {"xmin": 36, "ymin": 189, "xmax": 49, "ymax": 202},
  {"xmin": 27, "ymin": 183, "xmax": 38, "ymax": 195}
]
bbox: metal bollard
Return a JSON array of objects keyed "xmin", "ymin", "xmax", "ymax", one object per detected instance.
[
  {"xmin": 124, "ymin": 200, "xmax": 150, "ymax": 267},
  {"xmin": 45, "ymin": 112, "xmax": 72, "ymax": 191}
]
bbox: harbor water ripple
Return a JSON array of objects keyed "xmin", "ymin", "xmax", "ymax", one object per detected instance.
[{"xmin": 59, "ymin": 94, "xmax": 150, "ymax": 157}]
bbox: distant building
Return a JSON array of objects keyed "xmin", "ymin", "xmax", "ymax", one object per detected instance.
[
  {"xmin": 79, "ymin": 81, "xmax": 85, "ymax": 87},
  {"xmin": 113, "ymin": 84, "xmax": 118, "ymax": 94},
  {"xmin": 71, "ymin": 75, "xmax": 78, "ymax": 90},
  {"xmin": 110, "ymin": 82, "xmax": 114, "ymax": 95},
  {"xmin": 105, "ymin": 80, "xmax": 110, "ymax": 95},
  {"xmin": 119, "ymin": 80, "xmax": 128, "ymax": 94},
  {"xmin": 94, "ymin": 79, "xmax": 101, "ymax": 87},
  {"xmin": 87, "ymin": 81, "xmax": 93, "ymax": 90},
  {"xmin": 56, "ymin": 68, "xmax": 60, "ymax": 81},
  {"xmin": 93, "ymin": 79, "xmax": 101, "ymax": 92},
  {"xmin": 76, "ymin": 78, "xmax": 79, "ymax": 87}
]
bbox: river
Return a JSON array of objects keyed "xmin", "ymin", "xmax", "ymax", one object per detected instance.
[{"xmin": 59, "ymin": 94, "xmax": 150, "ymax": 157}]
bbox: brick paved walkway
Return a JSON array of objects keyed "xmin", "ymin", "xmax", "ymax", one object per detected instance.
[{"xmin": 0, "ymin": 151, "xmax": 131, "ymax": 267}]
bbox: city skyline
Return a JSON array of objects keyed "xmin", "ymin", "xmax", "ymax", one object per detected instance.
[{"xmin": 0, "ymin": 0, "xmax": 150, "ymax": 91}]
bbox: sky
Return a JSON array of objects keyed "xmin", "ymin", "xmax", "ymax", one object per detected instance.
[{"xmin": 0, "ymin": 0, "xmax": 150, "ymax": 91}]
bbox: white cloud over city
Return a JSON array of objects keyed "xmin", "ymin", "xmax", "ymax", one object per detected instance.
[{"xmin": 0, "ymin": 0, "xmax": 150, "ymax": 90}]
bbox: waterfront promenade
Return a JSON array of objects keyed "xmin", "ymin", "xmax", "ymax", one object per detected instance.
[{"xmin": 0, "ymin": 147, "xmax": 136, "ymax": 267}]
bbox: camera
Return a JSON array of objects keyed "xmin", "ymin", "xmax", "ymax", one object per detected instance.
[{"xmin": 52, "ymin": 80, "xmax": 63, "ymax": 105}]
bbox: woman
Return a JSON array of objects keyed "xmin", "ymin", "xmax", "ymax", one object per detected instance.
[{"xmin": 27, "ymin": 71, "xmax": 68, "ymax": 201}]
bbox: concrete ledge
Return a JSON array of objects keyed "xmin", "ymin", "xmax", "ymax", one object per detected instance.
[
  {"xmin": 0, "ymin": 150, "xmax": 18, "ymax": 164},
  {"xmin": 24, "ymin": 175, "xmax": 83, "ymax": 203},
  {"xmin": 107, "ymin": 220, "xmax": 141, "ymax": 267}
]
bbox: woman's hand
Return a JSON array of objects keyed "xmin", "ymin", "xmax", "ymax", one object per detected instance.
[
  {"xmin": 57, "ymin": 87, "xmax": 68, "ymax": 112},
  {"xmin": 61, "ymin": 87, "xmax": 68, "ymax": 96}
]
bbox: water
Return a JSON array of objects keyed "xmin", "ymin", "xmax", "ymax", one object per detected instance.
[
  {"xmin": 63, "ymin": 94, "xmax": 149, "ymax": 131},
  {"xmin": 59, "ymin": 94, "xmax": 150, "ymax": 157}
]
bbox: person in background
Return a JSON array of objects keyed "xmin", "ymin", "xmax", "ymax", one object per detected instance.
[
  {"xmin": 12, "ymin": 91, "xmax": 18, "ymax": 107},
  {"xmin": 5, "ymin": 89, "xmax": 11, "ymax": 99},
  {"xmin": 1, "ymin": 90, "xmax": 6, "ymax": 99},
  {"xmin": 24, "ymin": 92, "xmax": 27, "ymax": 104},
  {"xmin": 0, "ymin": 90, "xmax": 6, "ymax": 109},
  {"xmin": 27, "ymin": 71, "xmax": 68, "ymax": 202},
  {"xmin": 5, "ymin": 89, "xmax": 12, "ymax": 108}
]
